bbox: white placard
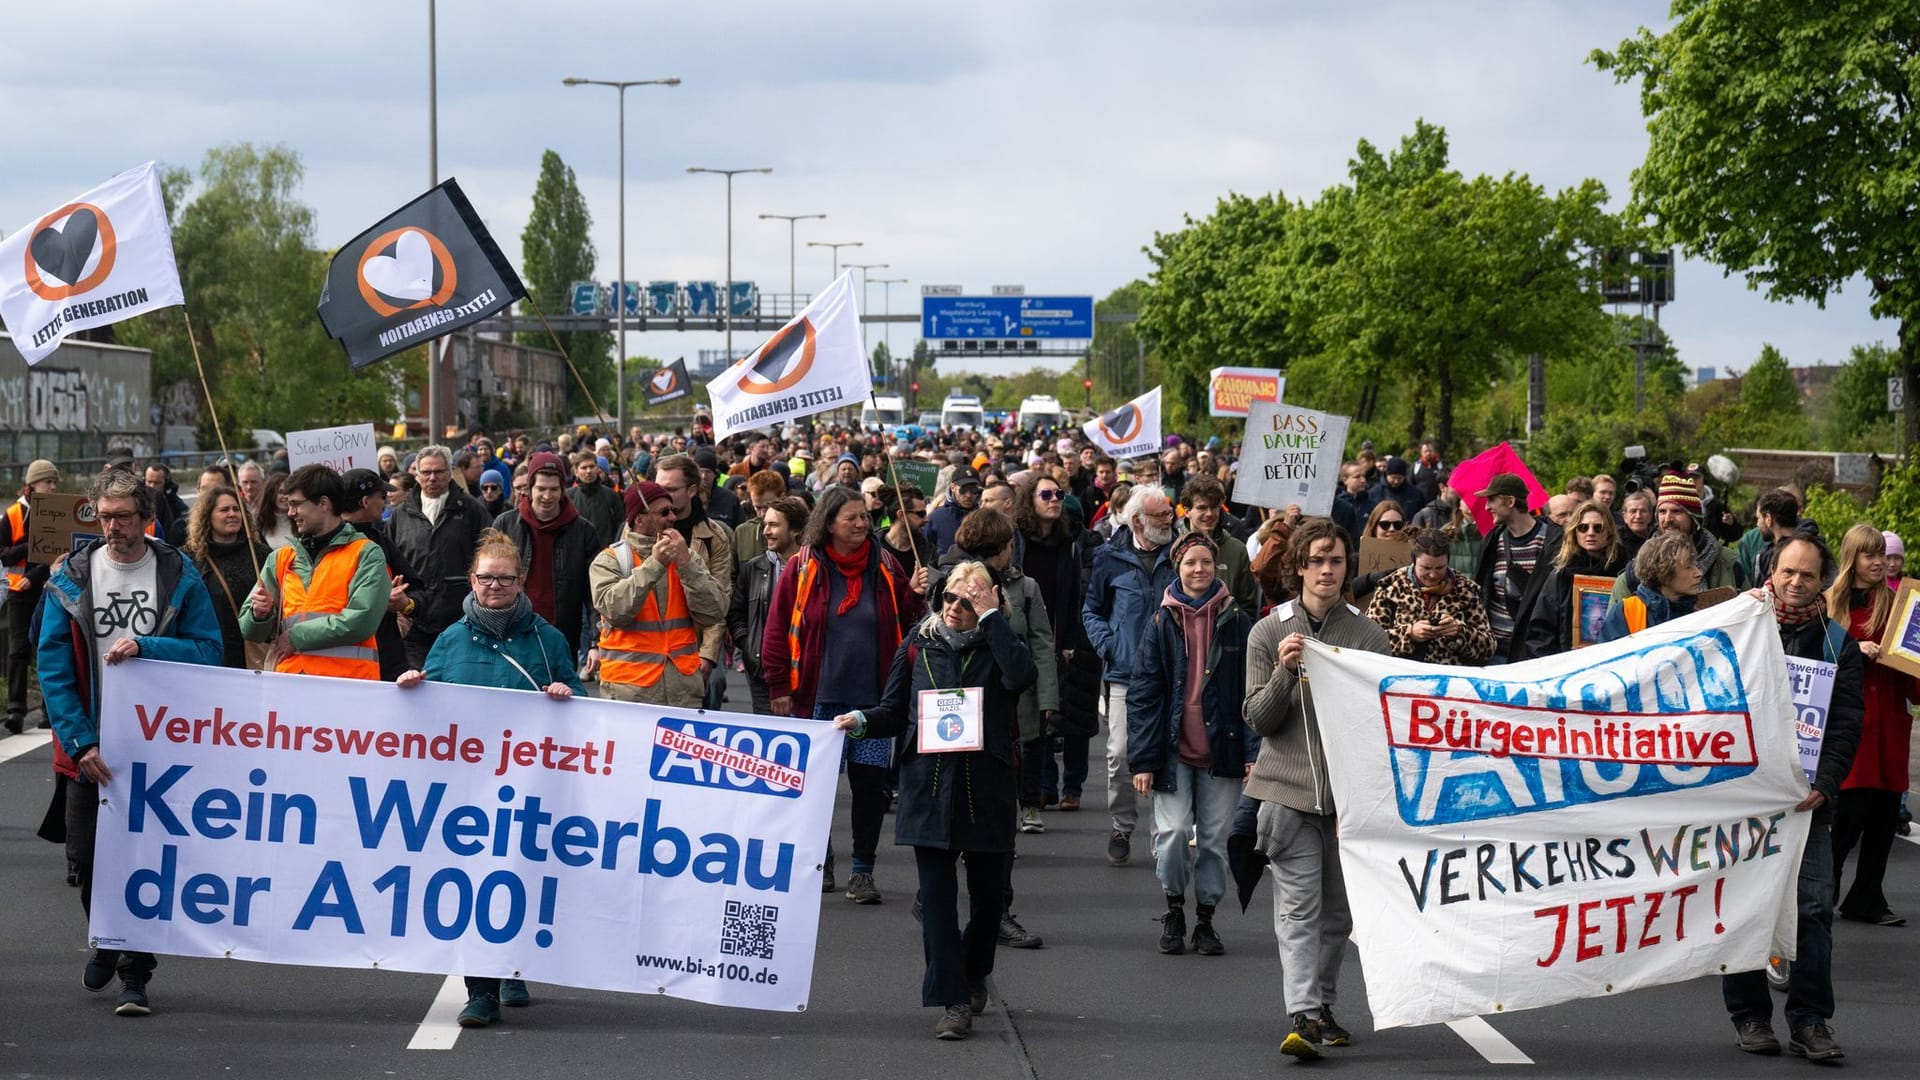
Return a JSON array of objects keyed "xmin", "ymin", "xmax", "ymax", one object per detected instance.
[
  {"xmin": 1234, "ymin": 400, "xmax": 1350, "ymax": 514},
  {"xmin": 287, "ymin": 423, "xmax": 377, "ymax": 474},
  {"xmin": 917, "ymin": 687, "xmax": 983, "ymax": 753}
]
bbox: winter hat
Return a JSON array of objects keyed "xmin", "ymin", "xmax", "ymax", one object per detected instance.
[
  {"xmin": 623, "ymin": 480, "xmax": 671, "ymax": 521},
  {"xmin": 1654, "ymin": 474, "xmax": 1703, "ymax": 518},
  {"xmin": 24, "ymin": 459, "xmax": 59, "ymax": 487},
  {"xmin": 1884, "ymin": 531, "xmax": 1904, "ymax": 558}
]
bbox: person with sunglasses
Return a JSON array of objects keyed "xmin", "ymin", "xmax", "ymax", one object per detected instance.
[
  {"xmin": 1015, "ymin": 473, "xmax": 1100, "ymax": 811},
  {"xmin": 1516, "ymin": 500, "xmax": 1628, "ymax": 659},
  {"xmin": 588, "ymin": 481, "xmax": 726, "ymax": 708},
  {"xmin": 1347, "ymin": 501, "xmax": 1414, "ymax": 602},
  {"xmin": 1365, "ymin": 528, "xmax": 1494, "ymax": 666}
]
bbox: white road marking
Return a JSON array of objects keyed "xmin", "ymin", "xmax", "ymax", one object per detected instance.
[
  {"xmin": 1447, "ymin": 1015, "xmax": 1533, "ymax": 1065},
  {"xmin": 407, "ymin": 975, "xmax": 469, "ymax": 1050},
  {"xmin": 0, "ymin": 732, "xmax": 50, "ymax": 765}
]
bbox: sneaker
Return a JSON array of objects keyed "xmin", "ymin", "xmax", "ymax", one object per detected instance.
[
  {"xmin": 457, "ymin": 993, "xmax": 500, "ymax": 1028},
  {"xmin": 113, "ymin": 980, "xmax": 151, "ymax": 1017},
  {"xmin": 1159, "ymin": 906, "xmax": 1187, "ymax": 955},
  {"xmin": 1059, "ymin": 794, "xmax": 1081, "ymax": 811},
  {"xmin": 934, "ymin": 1003, "xmax": 972, "ymax": 1040},
  {"xmin": 1765, "ymin": 956, "xmax": 1789, "ymax": 992},
  {"xmin": 83, "ymin": 949, "xmax": 121, "ymax": 993},
  {"xmin": 1788, "ymin": 1023, "xmax": 1843, "ymax": 1061},
  {"xmin": 821, "ymin": 856, "xmax": 836, "ymax": 894},
  {"xmin": 969, "ymin": 980, "xmax": 989, "ymax": 1015},
  {"xmin": 1107, "ymin": 831, "xmax": 1131, "ymax": 866},
  {"xmin": 1019, "ymin": 806, "xmax": 1046, "ymax": 834},
  {"xmin": 845, "ymin": 872, "xmax": 882, "ymax": 905},
  {"xmin": 998, "ymin": 913, "xmax": 1044, "ymax": 949},
  {"xmin": 1317, "ymin": 1006, "xmax": 1352, "ymax": 1046},
  {"xmin": 1191, "ymin": 918, "xmax": 1225, "ymax": 956},
  {"xmin": 3, "ymin": 714, "xmax": 22, "ymax": 736},
  {"xmin": 1280, "ymin": 1012, "xmax": 1323, "ymax": 1059},
  {"xmin": 1733, "ymin": 1020, "xmax": 1781, "ymax": 1055},
  {"xmin": 498, "ymin": 978, "xmax": 531, "ymax": 1007}
]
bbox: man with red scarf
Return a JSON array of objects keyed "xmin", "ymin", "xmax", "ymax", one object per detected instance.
[{"xmin": 493, "ymin": 452, "xmax": 599, "ymax": 656}]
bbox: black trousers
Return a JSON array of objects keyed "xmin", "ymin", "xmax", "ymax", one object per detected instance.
[
  {"xmin": 67, "ymin": 778, "xmax": 158, "ymax": 983},
  {"xmin": 6, "ymin": 595, "xmax": 34, "ymax": 721},
  {"xmin": 914, "ymin": 846, "xmax": 1009, "ymax": 1007},
  {"xmin": 847, "ymin": 763, "xmax": 889, "ymax": 871},
  {"xmin": 1833, "ymin": 787, "xmax": 1901, "ymax": 920}
]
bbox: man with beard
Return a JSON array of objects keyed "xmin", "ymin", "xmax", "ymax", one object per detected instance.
[
  {"xmin": 568, "ymin": 451, "xmax": 625, "ymax": 547},
  {"xmin": 1607, "ymin": 473, "xmax": 1744, "ymax": 603},
  {"xmin": 656, "ymin": 453, "xmax": 735, "ymax": 708},
  {"xmin": 493, "ymin": 452, "xmax": 598, "ymax": 656},
  {"xmin": 591, "ymin": 481, "xmax": 726, "ymax": 707},
  {"xmin": 240, "ymin": 465, "xmax": 391, "ymax": 679}
]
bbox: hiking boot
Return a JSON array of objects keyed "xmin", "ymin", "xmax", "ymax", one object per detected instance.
[
  {"xmin": 969, "ymin": 980, "xmax": 990, "ymax": 1015},
  {"xmin": 457, "ymin": 993, "xmax": 500, "ymax": 1028},
  {"xmin": 1280, "ymin": 1012, "xmax": 1323, "ymax": 1059},
  {"xmin": 1317, "ymin": 1006, "xmax": 1352, "ymax": 1046},
  {"xmin": 934, "ymin": 1003, "xmax": 972, "ymax": 1040},
  {"xmin": 114, "ymin": 980, "xmax": 151, "ymax": 1017},
  {"xmin": 998, "ymin": 913, "xmax": 1043, "ymax": 949},
  {"xmin": 845, "ymin": 872, "xmax": 882, "ymax": 904},
  {"xmin": 83, "ymin": 949, "xmax": 121, "ymax": 993},
  {"xmin": 820, "ymin": 856, "xmax": 836, "ymax": 894},
  {"xmin": 1059, "ymin": 794, "xmax": 1081, "ymax": 811},
  {"xmin": 1788, "ymin": 1024, "xmax": 1843, "ymax": 1061},
  {"xmin": 498, "ymin": 978, "xmax": 531, "ymax": 1007},
  {"xmin": 1019, "ymin": 806, "xmax": 1046, "ymax": 833},
  {"xmin": 1159, "ymin": 905, "xmax": 1187, "ymax": 955},
  {"xmin": 1733, "ymin": 1020, "xmax": 1780, "ymax": 1055},
  {"xmin": 1191, "ymin": 916, "xmax": 1225, "ymax": 956},
  {"xmin": 1107, "ymin": 831, "xmax": 1131, "ymax": 866}
]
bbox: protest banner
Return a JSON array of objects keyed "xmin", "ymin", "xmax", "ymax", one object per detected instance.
[
  {"xmin": 286, "ymin": 423, "xmax": 378, "ymax": 474},
  {"xmin": 1358, "ymin": 535, "xmax": 1412, "ymax": 578},
  {"xmin": 1300, "ymin": 595, "xmax": 1810, "ymax": 1029},
  {"xmin": 644, "ymin": 358, "xmax": 693, "ymax": 407},
  {"xmin": 92, "ymin": 662, "xmax": 842, "ymax": 1012},
  {"xmin": 708, "ymin": 273, "xmax": 868, "ymax": 440},
  {"xmin": 1082, "ymin": 387, "xmax": 1162, "ymax": 461},
  {"xmin": 1208, "ymin": 366, "xmax": 1283, "ymax": 417},
  {"xmin": 888, "ymin": 459, "xmax": 942, "ymax": 502},
  {"xmin": 1233, "ymin": 400, "xmax": 1349, "ymax": 515},
  {"xmin": 26, "ymin": 491, "xmax": 97, "ymax": 564}
]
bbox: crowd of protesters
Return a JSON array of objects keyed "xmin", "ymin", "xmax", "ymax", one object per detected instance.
[{"xmin": 1, "ymin": 409, "xmax": 1911, "ymax": 1061}]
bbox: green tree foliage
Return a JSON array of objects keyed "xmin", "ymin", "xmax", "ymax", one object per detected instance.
[
  {"xmin": 1819, "ymin": 344, "xmax": 1900, "ymax": 449},
  {"xmin": 1593, "ymin": 2, "xmax": 1920, "ymax": 442},
  {"xmin": 520, "ymin": 150, "xmax": 610, "ymax": 414},
  {"xmin": 1800, "ymin": 484, "xmax": 1867, "ymax": 544},
  {"xmin": 1695, "ymin": 345, "xmax": 1810, "ymax": 450}
]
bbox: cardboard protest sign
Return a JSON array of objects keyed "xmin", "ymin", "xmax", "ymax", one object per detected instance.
[
  {"xmin": 1233, "ymin": 400, "xmax": 1349, "ymax": 514},
  {"xmin": 287, "ymin": 423, "xmax": 377, "ymax": 473},
  {"xmin": 26, "ymin": 491, "xmax": 97, "ymax": 564},
  {"xmin": 94, "ymin": 661, "xmax": 842, "ymax": 1012},
  {"xmin": 1302, "ymin": 595, "xmax": 1809, "ymax": 1029},
  {"xmin": 1359, "ymin": 535, "xmax": 1413, "ymax": 577}
]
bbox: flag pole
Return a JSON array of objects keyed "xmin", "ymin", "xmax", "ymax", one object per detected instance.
[
  {"xmin": 183, "ymin": 309, "xmax": 262, "ymax": 555},
  {"xmin": 525, "ymin": 297, "xmax": 615, "ymax": 435},
  {"xmin": 867, "ymin": 387, "xmax": 925, "ymax": 577}
]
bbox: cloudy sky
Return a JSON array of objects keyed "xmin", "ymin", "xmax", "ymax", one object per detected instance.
[{"xmin": 0, "ymin": 1, "xmax": 1887, "ymax": 380}]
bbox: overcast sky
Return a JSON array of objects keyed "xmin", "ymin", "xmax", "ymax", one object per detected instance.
[{"xmin": 0, "ymin": 1, "xmax": 1887, "ymax": 380}]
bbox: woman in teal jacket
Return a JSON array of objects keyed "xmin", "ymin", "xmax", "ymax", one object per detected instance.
[{"xmin": 396, "ymin": 528, "xmax": 584, "ymax": 1028}]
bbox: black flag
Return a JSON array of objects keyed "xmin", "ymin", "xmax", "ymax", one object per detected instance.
[
  {"xmin": 643, "ymin": 357, "xmax": 693, "ymax": 407},
  {"xmin": 317, "ymin": 178, "xmax": 525, "ymax": 369}
]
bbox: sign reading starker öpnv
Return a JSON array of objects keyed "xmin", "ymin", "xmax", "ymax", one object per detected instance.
[{"xmin": 91, "ymin": 662, "xmax": 841, "ymax": 1012}]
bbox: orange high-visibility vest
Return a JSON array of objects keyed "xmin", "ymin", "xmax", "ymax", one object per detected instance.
[
  {"xmin": 597, "ymin": 542, "xmax": 701, "ymax": 687},
  {"xmin": 273, "ymin": 538, "xmax": 380, "ymax": 680},
  {"xmin": 1622, "ymin": 596, "xmax": 1648, "ymax": 635},
  {"xmin": 3, "ymin": 502, "xmax": 26, "ymax": 593}
]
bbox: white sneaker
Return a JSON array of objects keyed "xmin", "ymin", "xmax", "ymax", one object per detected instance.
[{"xmin": 1019, "ymin": 806, "xmax": 1046, "ymax": 834}]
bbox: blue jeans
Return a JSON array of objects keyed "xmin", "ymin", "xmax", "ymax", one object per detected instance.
[
  {"xmin": 1043, "ymin": 735, "xmax": 1089, "ymax": 799},
  {"xmin": 1150, "ymin": 762, "xmax": 1241, "ymax": 907},
  {"xmin": 1723, "ymin": 811, "xmax": 1835, "ymax": 1029}
]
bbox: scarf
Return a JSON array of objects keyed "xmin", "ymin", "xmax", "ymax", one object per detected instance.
[
  {"xmin": 934, "ymin": 617, "xmax": 988, "ymax": 652},
  {"xmin": 826, "ymin": 537, "xmax": 874, "ymax": 615},
  {"xmin": 1767, "ymin": 582, "xmax": 1824, "ymax": 626},
  {"xmin": 1407, "ymin": 563, "xmax": 1454, "ymax": 597},
  {"xmin": 463, "ymin": 591, "xmax": 531, "ymax": 639}
]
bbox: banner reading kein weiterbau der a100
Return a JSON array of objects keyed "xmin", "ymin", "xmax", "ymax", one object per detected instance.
[
  {"xmin": 1302, "ymin": 596, "xmax": 1811, "ymax": 1029},
  {"xmin": 90, "ymin": 662, "xmax": 841, "ymax": 1012}
]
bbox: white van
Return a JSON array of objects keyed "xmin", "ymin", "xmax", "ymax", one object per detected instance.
[
  {"xmin": 940, "ymin": 394, "xmax": 985, "ymax": 431},
  {"xmin": 860, "ymin": 394, "xmax": 906, "ymax": 430},
  {"xmin": 1017, "ymin": 395, "xmax": 1067, "ymax": 432}
]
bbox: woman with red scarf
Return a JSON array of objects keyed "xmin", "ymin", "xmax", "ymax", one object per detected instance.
[{"xmin": 762, "ymin": 486, "xmax": 927, "ymax": 903}]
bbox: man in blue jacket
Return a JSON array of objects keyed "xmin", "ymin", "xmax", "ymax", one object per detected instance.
[
  {"xmin": 1082, "ymin": 485, "xmax": 1177, "ymax": 867},
  {"xmin": 40, "ymin": 469, "xmax": 224, "ymax": 1019}
]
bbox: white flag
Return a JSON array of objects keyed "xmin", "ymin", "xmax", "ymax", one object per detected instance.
[
  {"xmin": 1082, "ymin": 386, "xmax": 1162, "ymax": 460},
  {"xmin": 0, "ymin": 163, "xmax": 185, "ymax": 365},
  {"xmin": 707, "ymin": 272, "xmax": 868, "ymax": 439}
]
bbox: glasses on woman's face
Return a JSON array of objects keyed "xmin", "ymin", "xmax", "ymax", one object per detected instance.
[
  {"xmin": 1576, "ymin": 523, "xmax": 1607, "ymax": 535},
  {"xmin": 1377, "ymin": 519, "xmax": 1404, "ymax": 532},
  {"xmin": 1036, "ymin": 489, "xmax": 1064, "ymax": 502},
  {"xmin": 940, "ymin": 591, "xmax": 975, "ymax": 613},
  {"xmin": 473, "ymin": 574, "xmax": 518, "ymax": 588}
]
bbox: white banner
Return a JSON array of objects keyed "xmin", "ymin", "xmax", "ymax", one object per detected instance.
[
  {"xmin": 1234, "ymin": 400, "xmax": 1349, "ymax": 514},
  {"xmin": 0, "ymin": 162, "xmax": 185, "ymax": 365},
  {"xmin": 93, "ymin": 661, "xmax": 842, "ymax": 1012},
  {"xmin": 1302, "ymin": 596, "xmax": 1810, "ymax": 1029},
  {"xmin": 707, "ymin": 272, "xmax": 867, "ymax": 440},
  {"xmin": 287, "ymin": 423, "xmax": 378, "ymax": 474},
  {"xmin": 1082, "ymin": 386, "xmax": 1161, "ymax": 460}
]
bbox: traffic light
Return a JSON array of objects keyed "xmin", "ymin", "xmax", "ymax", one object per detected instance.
[
  {"xmin": 911, "ymin": 381, "xmax": 921, "ymax": 393},
  {"xmin": 1083, "ymin": 378, "xmax": 1093, "ymax": 390},
  {"xmin": 1083, "ymin": 377, "xmax": 1093, "ymax": 408}
]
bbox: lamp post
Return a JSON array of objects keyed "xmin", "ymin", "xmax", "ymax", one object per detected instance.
[
  {"xmin": 873, "ymin": 276, "xmax": 906, "ymax": 387},
  {"xmin": 427, "ymin": 0, "xmax": 441, "ymax": 439},
  {"xmin": 758, "ymin": 212, "xmax": 825, "ymax": 316},
  {"xmin": 842, "ymin": 262, "xmax": 888, "ymax": 358},
  {"xmin": 561, "ymin": 75, "xmax": 681, "ymax": 439},
  {"xmin": 687, "ymin": 167, "xmax": 773, "ymax": 365},
  {"xmin": 806, "ymin": 240, "xmax": 862, "ymax": 282}
]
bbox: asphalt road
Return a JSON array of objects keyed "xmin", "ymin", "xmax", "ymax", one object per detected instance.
[{"xmin": 3, "ymin": 670, "xmax": 1917, "ymax": 1078}]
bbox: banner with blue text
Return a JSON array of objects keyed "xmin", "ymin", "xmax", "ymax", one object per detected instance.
[
  {"xmin": 1302, "ymin": 595, "xmax": 1810, "ymax": 1029},
  {"xmin": 92, "ymin": 661, "xmax": 841, "ymax": 1012}
]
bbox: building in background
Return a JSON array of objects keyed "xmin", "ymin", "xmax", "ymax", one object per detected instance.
[{"xmin": 0, "ymin": 332, "xmax": 153, "ymax": 479}]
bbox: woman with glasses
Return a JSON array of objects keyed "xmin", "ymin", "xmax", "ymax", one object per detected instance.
[
  {"xmin": 1518, "ymin": 500, "xmax": 1629, "ymax": 659},
  {"xmin": 1015, "ymin": 473, "xmax": 1101, "ymax": 811},
  {"xmin": 831, "ymin": 561, "xmax": 1036, "ymax": 1041},
  {"xmin": 1348, "ymin": 500, "xmax": 1411, "ymax": 601},
  {"xmin": 1365, "ymin": 528, "xmax": 1495, "ymax": 665},
  {"xmin": 396, "ymin": 528, "xmax": 583, "ymax": 1029}
]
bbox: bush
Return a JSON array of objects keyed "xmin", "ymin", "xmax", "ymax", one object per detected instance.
[{"xmin": 1799, "ymin": 485, "xmax": 1865, "ymax": 544}]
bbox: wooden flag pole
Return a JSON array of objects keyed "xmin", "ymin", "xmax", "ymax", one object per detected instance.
[
  {"xmin": 868, "ymin": 389, "xmax": 925, "ymax": 577},
  {"xmin": 524, "ymin": 298, "xmax": 615, "ymax": 436},
  {"xmin": 183, "ymin": 309, "xmax": 263, "ymax": 556}
]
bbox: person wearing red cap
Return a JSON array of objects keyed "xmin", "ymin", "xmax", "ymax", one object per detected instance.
[{"xmin": 588, "ymin": 480, "xmax": 725, "ymax": 707}]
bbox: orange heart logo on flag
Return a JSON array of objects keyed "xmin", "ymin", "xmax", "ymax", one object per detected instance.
[
  {"xmin": 1098, "ymin": 403, "xmax": 1142, "ymax": 443},
  {"xmin": 651, "ymin": 368, "xmax": 678, "ymax": 393},
  {"xmin": 737, "ymin": 318, "xmax": 818, "ymax": 396},
  {"xmin": 356, "ymin": 227, "xmax": 457, "ymax": 317},
  {"xmin": 24, "ymin": 202, "xmax": 117, "ymax": 301}
]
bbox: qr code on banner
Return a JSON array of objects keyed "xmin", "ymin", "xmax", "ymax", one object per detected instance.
[{"xmin": 721, "ymin": 900, "xmax": 778, "ymax": 960}]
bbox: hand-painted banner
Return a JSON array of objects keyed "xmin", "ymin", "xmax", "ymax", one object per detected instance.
[
  {"xmin": 1233, "ymin": 400, "xmax": 1349, "ymax": 514},
  {"xmin": 92, "ymin": 661, "xmax": 841, "ymax": 1012},
  {"xmin": 1301, "ymin": 596, "xmax": 1810, "ymax": 1029}
]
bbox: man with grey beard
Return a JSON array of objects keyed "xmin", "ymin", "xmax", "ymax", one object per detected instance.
[{"xmin": 1082, "ymin": 486, "xmax": 1178, "ymax": 867}]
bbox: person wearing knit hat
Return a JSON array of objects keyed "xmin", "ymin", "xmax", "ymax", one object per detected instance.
[
  {"xmin": 590, "ymin": 478, "xmax": 725, "ymax": 709},
  {"xmin": 1884, "ymin": 531, "xmax": 1906, "ymax": 588},
  {"xmin": 5, "ymin": 460, "xmax": 63, "ymax": 733},
  {"xmin": 1654, "ymin": 473, "xmax": 1704, "ymax": 526},
  {"xmin": 1606, "ymin": 471, "xmax": 1743, "ymax": 608}
]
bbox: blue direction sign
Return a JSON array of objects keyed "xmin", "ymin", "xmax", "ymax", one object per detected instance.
[{"xmin": 920, "ymin": 295, "xmax": 1094, "ymax": 340}]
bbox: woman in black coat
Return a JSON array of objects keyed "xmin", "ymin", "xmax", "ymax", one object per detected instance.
[
  {"xmin": 183, "ymin": 485, "xmax": 270, "ymax": 669},
  {"xmin": 1016, "ymin": 474, "xmax": 1101, "ymax": 809},
  {"xmin": 1517, "ymin": 500, "xmax": 1629, "ymax": 659},
  {"xmin": 834, "ymin": 560, "xmax": 1036, "ymax": 1042}
]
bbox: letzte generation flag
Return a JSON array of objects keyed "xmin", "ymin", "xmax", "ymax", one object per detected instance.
[
  {"xmin": 644, "ymin": 357, "xmax": 693, "ymax": 407},
  {"xmin": 317, "ymin": 179, "xmax": 526, "ymax": 369},
  {"xmin": 0, "ymin": 162, "xmax": 185, "ymax": 365},
  {"xmin": 707, "ymin": 273, "xmax": 868, "ymax": 439},
  {"xmin": 1083, "ymin": 386, "xmax": 1162, "ymax": 460}
]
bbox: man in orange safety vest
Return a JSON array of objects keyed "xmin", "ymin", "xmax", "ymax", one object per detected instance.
[{"xmin": 588, "ymin": 480, "xmax": 724, "ymax": 707}]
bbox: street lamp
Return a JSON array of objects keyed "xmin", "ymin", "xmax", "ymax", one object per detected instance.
[
  {"xmin": 872, "ymin": 276, "xmax": 907, "ymax": 386},
  {"xmin": 758, "ymin": 212, "xmax": 825, "ymax": 316},
  {"xmin": 806, "ymin": 240, "xmax": 862, "ymax": 281},
  {"xmin": 843, "ymin": 262, "xmax": 888, "ymax": 356},
  {"xmin": 688, "ymin": 166, "xmax": 773, "ymax": 365},
  {"xmin": 561, "ymin": 75, "xmax": 681, "ymax": 439}
]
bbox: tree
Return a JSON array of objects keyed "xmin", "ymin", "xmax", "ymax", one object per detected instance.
[
  {"xmin": 520, "ymin": 150, "xmax": 610, "ymax": 414},
  {"xmin": 1593, "ymin": 3, "xmax": 1920, "ymax": 443},
  {"xmin": 1819, "ymin": 343, "xmax": 1900, "ymax": 449}
]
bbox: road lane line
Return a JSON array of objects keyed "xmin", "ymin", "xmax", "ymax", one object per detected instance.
[
  {"xmin": 0, "ymin": 733, "xmax": 50, "ymax": 765},
  {"xmin": 1447, "ymin": 1015, "xmax": 1533, "ymax": 1064},
  {"xmin": 407, "ymin": 975, "xmax": 468, "ymax": 1050}
]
